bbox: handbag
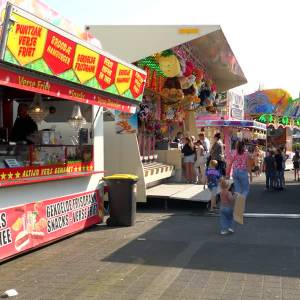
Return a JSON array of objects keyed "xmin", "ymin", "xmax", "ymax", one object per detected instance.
[{"xmin": 233, "ymin": 193, "xmax": 245, "ymax": 225}]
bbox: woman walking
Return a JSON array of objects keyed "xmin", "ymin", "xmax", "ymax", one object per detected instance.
[
  {"xmin": 226, "ymin": 141, "xmax": 253, "ymax": 199},
  {"xmin": 182, "ymin": 137, "xmax": 196, "ymax": 183},
  {"xmin": 293, "ymin": 150, "xmax": 300, "ymax": 181}
]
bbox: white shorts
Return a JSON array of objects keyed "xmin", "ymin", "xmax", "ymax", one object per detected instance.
[
  {"xmin": 209, "ymin": 187, "xmax": 218, "ymax": 197},
  {"xmin": 184, "ymin": 154, "xmax": 195, "ymax": 163}
]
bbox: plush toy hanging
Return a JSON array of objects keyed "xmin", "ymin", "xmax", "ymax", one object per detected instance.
[
  {"xmin": 178, "ymin": 74, "xmax": 196, "ymax": 90},
  {"xmin": 158, "ymin": 50, "xmax": 181, "ymax": 78},
  {"xmin": 183, "ymin": 61, "xmax": 194, "ymax": 77},
  {"xmin": 138, "ymin": 103, "xmax": 151, "ymax": 122},
  {"xmin": 161, "ymin": 77, "xmax": 184, "ymax": 100}
]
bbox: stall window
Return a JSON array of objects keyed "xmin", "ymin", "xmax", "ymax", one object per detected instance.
[{"xmin": 0, "ymin": 88, "xmax": 97, "ymax": 187}]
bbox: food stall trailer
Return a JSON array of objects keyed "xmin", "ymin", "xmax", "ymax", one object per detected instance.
[
  {"xmin": 88, "ymin": 25, "xmax": 247, "ymax": 202},
  {"xmin": 0, "ymin": 3, "xmax": 145, "ymax": 261}
]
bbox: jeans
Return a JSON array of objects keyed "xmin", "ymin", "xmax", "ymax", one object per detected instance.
[
  {"xmin": 220, "ymin": 206, "xmax": 234, "ymax": 231},
  {"xmin": 276, "ymin": 170, "xmax": 284, "ymax": 188},
  {"xmin": 266, "ymin": 170, "xmax": 275, "ymax": 189},
  {"xmin": 233, "ymin": 169, "xmax": 249, "ymax": 198},
  {"xmin": 218, "ymin": 160, "xmax": 226, "ymax": 176}
]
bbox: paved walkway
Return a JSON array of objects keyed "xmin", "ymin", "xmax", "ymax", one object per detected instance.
[{"xmin": 1, "ymin": 172, "xmax": 300, "ymax": 300}]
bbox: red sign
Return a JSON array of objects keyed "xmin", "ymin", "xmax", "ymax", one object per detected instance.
[
  {"xmin": 43, "ymin": 30, "xmax": 76, "ymax": 75},
  {"xmin": 0, "ymin": 162, "xmax": 94, "ymax": 184},
  {"xmin": 0, "ymin": 190, "xmax": 103, "ymax": 261},
  {"xmin": 130, "ymin": 71, "xmax": 146, "ymax": 98},
  {"xmin": 0, "ymin": 65, "xmax": 136, "ymax": 113},
  {"xmin": 96, "ymin": 56, "xmax": 117, "ymax": 90}
]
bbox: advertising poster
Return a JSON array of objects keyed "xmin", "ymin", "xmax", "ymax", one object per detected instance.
[
  {"xmin": 0, "ymin": 190, "xmax": 103, "ymax": 261},
  {"xmin": 115, "ymin": 111, "xmax": 137, "ymax": 134}
]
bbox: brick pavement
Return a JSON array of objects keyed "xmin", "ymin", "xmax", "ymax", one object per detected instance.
[{"xmin": 1, "ymin": 172, "xmax": 300, "ymax": 300}]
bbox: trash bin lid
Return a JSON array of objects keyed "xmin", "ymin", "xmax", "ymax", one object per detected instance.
[{"xmin": 103, "ymin": 174, "xmax": 139, "ymax": 181}]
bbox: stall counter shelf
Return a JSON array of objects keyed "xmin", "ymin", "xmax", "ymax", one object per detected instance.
[{"xmin": 0, "ymin": 144, "xmax": 95, "ymax": 188}]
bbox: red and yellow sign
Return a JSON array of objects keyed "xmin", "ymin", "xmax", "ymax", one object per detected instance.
[
  {"xmin": 96, "ymin": 56, "xmax": 117, "ymax": 90},
  {"xmin": 115, "ymin": 64, "xmax": 133, "ymax": 95},
  {"xmin": 2, "ymin": 5, "xmax": 146, "ymax": 102},
  {"xmin": 7, "ymin": 12, "xmax": 48, "ymax": 66},
  {"xmin": 0, "ymin": 190, "xmax": 103, "ymax": 262},
  {"xmin": 43, "ymin": 30, "xmax": 76, "ymax": 75},
  {"xmin": 0, "ymin": 162, "xmax": 94, "ymax": 184},
  {"xmin": 130, "ymin": 70, "xmax": 146, "ymax": 98},
  {"xmin": 73, "ymin": 44, "xmax": 99, "ymax": 84}
]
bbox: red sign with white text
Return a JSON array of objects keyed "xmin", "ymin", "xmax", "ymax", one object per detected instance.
[
  {"xmin": 0, "ymin": 190, "xmax": 103, "ymax": 261},
  {"xmin": 43, "ymin": 30, "xmax": 76, "ymax": 75},
  {"xmin": 96, "ymin": 56, "xmax": 118, "ymax": 90},
  {"xmin": 0, "ymin": 65, "xmax": 136, "ymax": 113},
  {"xmin": 130, "ymin": 70, "xmax": 146, "ymax": 98}
]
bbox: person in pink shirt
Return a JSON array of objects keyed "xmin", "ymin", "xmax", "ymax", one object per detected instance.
[{"xmin": 226, "ymin": 141, "xmax": 253, "ymax": 199}]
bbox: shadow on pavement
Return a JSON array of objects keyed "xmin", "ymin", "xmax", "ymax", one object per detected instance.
[{"xmin": 102, "ymin": 175, "xmax": 300, "ymax": 278}]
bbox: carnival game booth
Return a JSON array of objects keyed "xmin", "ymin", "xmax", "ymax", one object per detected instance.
[
  {"xmin": 89, "ymin": 25, "xmax": 247, "ymax": 202},
  {"xmin": 244, "ymin": 89, "xmax": 294, "ymax": 154},
  {"xmin": 196, "ymin": 91, "xmax": 267, "ymax": 159},
  {"xmin": 0, "ymin": 3, "xmax": 145, "ymax": 261}
]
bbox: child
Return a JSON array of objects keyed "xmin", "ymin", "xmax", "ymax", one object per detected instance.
[
  {"xmin": 205, "ymin": 160, "xmax": 221, "ymax": 213},
  {"xmin": 263, "ymin": 150, "xmax": 276, "ymax": 190},
  {"xmin": 293, "ymin": 150, "xmax": 300, "ymax": 181},
  {"xmin": 219, "ymin": 178, "xmax": 235, "ymax": 235},
  {"xmin": 194, "ymin": 143, "xmax": 207, "ymax": 184}
]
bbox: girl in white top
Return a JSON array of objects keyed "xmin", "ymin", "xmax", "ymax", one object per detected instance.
[{"xmin": 195, "ymin": 144, "xmax": 207, "ymax": 184}]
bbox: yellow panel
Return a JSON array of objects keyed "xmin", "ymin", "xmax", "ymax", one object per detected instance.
[
  {"xmin": 7, "ymin": 12, "xmax": 48, "ymax": 66},
  {"xmin": 73, "ymin": 44, "xmax": 99, "ymax": 83},
  {"xmin": 115, "ymin": 64, "xmax": 132, "ymax": 95}
]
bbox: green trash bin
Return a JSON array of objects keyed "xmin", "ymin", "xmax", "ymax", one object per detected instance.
[{"xmin": 103, "ymin": 174, "xmax": 138, "ymax": 226}]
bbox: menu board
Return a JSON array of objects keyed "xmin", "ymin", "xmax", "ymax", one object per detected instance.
[{"xmin": 1, "ymin": 4, "xmax": 146, "ymax": 102}]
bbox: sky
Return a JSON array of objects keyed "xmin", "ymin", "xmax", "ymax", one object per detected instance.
[{"xmin": 44, "ymin": 0, "xmax": 300, "ymax": 98}]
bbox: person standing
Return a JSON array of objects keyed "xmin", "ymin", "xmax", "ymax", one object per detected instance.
[
  {"xmin": 11, "ymin": 103, "xmax": 38, "ymax": 143},
  {"xmin": 219, "ymin": 179, "xmax": 235, "ymax": 235},
  {"xmin": 293, "ymin": 150, "xmax": 300, "ymax": 181},
  {"xmin": 274, "ymin": 148, "xmax": 284, "ymax": 190},
  {"xmin": 194, "ymin": 143, "xmax": 206, "ymax": 184},
  {"xmin": 198, "ymin": 132, "xmax": 210, "ymax": 155},
  {"xmin": 210, "ymin": 132, "xmax": 226, "ymax": 176},
  {"xmin": 226, "ymin": 141, "xmax": 253, "ymax": 199},
  {"xmin": 182, "ymin": 137, "xmax": 196, "ymax": 183},
  {"xmin": 174, "ymin": 132, "xmax": 183, "ymax": 143},
  {"xmin": 205, "ymin": 160, "xmax": 221, "ymax": 213},
  {"xmin": 253, "ymin": 145, "xmax": 262, "ymax": 176},
  {"xmin": 263, "ymin": 150, "xmax": 276, "ymax": 191}
]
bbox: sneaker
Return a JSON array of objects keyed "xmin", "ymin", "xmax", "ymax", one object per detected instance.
[
  {"xmin": 220, "ymin": 230, "xmax": 229, "ymax": 235},
  {"xmin": 228, "ymin": 228, "xmax": 234, "ymax": 233}
]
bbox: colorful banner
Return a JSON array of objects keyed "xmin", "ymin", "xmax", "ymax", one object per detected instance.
[
  {"xmin": 1, "ymin": 6, "xmax": 146, "ymax": 102},
  {"xmin": 0, "ymin": 65, "xmax": 137, "ymax": 113},
  {"xmin": 0, "ymin": 162, "xmax": 94, "ymax": 186},
  {"xmin": 0, "ymin": 190, "xmax": 103, "ymax": 261}
]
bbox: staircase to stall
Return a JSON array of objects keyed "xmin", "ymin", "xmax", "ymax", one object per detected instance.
[{"xmin": 138, "ymin": 134, "xmax": 174, "ymax": 187}]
